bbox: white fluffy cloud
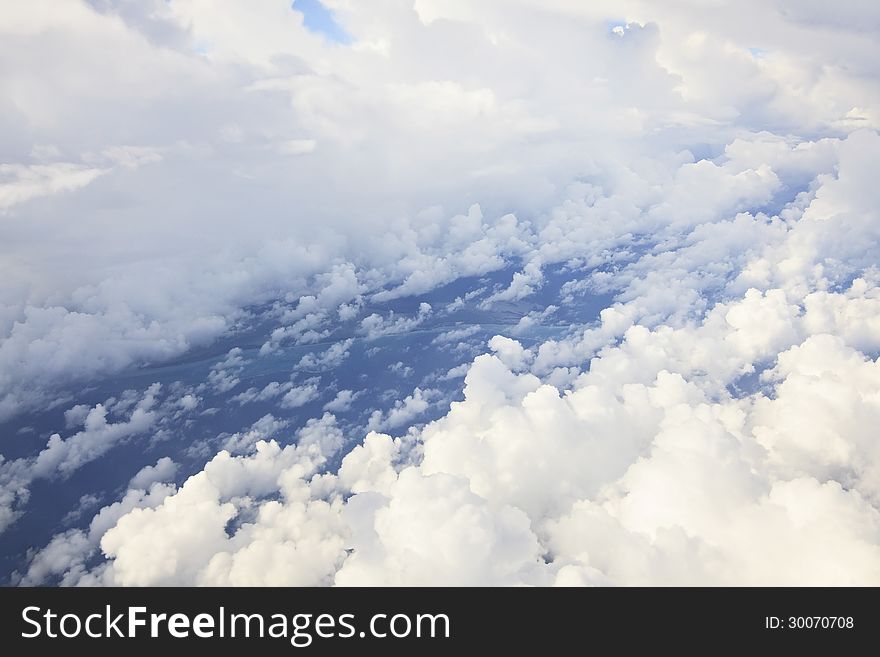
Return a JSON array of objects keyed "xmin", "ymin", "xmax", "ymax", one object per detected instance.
[
  {"xmin": 100, "ymin": 415, "xmax": 347, "ymax": 586},
  {"xmin": 220, "ymin": 414, "xmax": 290, "ymax": 455},
  {"xmin": 207, "ymin": 348, "xmax": 248, "ymax": 394},
  {"xmin": 367, "ymin": 387, "xmax": 438, "ymax": 432},
  {"xmin": 4, "ymin": 0, "xmax": 880, "ymax": 586},
  {"xmin": 1, "ymin": 0, "xmax": 876, "ymax": 421},
  {"xmin": 231, "ymin": 381, "xmax": 292, "ymax": 405},
  {"xmin": 33, "ymin": 385, "xmax": 160, "ymax": 479},
  {"xmin": 360, "ymin": 304, "xmax": 433, "ymax": 340},
  {"xmin": 280, "ymin": 381, "xmax": 321, "ymax": 409},
  {"xmin": 0, "ymin": 383, "xmax": 190, "ymax": 533},
  {"xmin": 0, "ymin": 162, "xmax": 108, "ymax": 211},
  {"xmin": 323, "ymin": 389, "xmax": 362, "ymax": 413},
  {"xmin": 17, "ymin": 482, "xmax": 174, "ymax": 586},
  {"xmin": 129, "ymin": 457, "xmax": 179, "ymax": 490},
  {"xmin": 297, "ymin": 339, "xmax": 354, "ymax": 371},
  {"xmin": 50, "ymin": 123, "xmax": 878, "ymax": 587}
]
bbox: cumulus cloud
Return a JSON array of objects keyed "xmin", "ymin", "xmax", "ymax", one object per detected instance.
[
  {"xmin": 220, "ymin": 414, "xmax": 290, "ymax": 455},
  {"xmin": 360, "ymin": 304, "xmax": 433, "ymax": 340},
  {"xmin": 488, "ymin": 335, "xmax": 533, "ymax": 371},
  {"xmin": 482, "ymin": 259, "xmax": 544, "ymax": 306},
  {"xmin": 32, "ymin": 385, "xmax": 160, "ymax": 479},
  {"xmin": 98, "ymin": 415, "xmax": 347, "ymax": 586},
  {"xmin": 280, "ymin": 381, "xmax": 321, "ymax": 409},
  {"xmin": 231, "ymin": 381, "xmax": 291, "ymax": 405},
  {"xmin": 129, "ymin": 457, "xmax": 179, "ymax": 490},
  {"xmin": 437, "ymin": 363, "xmax": 470, "ymax": 381},
  {"xmin": 335, "ymin": 468, "xmax": 546, "ymax": 586},
  {"xmin": 3, "ymin": 0, "xmax": 876, "ymax": 423},
  {"xmin": 177, "ymin": 394, "xmax": 199, "ymax": 411},
  {"xmin": 388, "ymin": 361, "xmax": 413, "ymax": 378},
  {"xmin": 366, "ymin": 388, "xmax": 439, "ymax": 433},
  {"xmin": 17, "ymin": 482, "xmax": 175, "ymax": 586},
  {"xmin": 511, "ymin": 305, "xmax": 558, "ymax": 335},
  {"xmin": 323, "ymin": 389, "xmax": 363, "ymax": 413},
  {"xmin": 207, "ymin": 348, "xmax": 248, "ymax": 393},
  {"xmin": 5, "ymin": 0, "xmax": 880, "ymax": 587},
  {"xmin": 47, "ymin": 123, "xmax": 879, "ymax": 587},
  {"xmin": 1, "ymin": 384, "xmax": 165, "ymax": 533},
  {"xmin": 297, "ymin": 339, "xmax": 353, "ymax": 371},
  {"xmin": 432, "ymin": 325, "xmax": 481, "ymax": 345}
]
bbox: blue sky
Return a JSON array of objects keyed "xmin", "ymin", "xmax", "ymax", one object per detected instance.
[{"xmin": 294, "ymin": 0, "xmax": 351, "ymax": 44}]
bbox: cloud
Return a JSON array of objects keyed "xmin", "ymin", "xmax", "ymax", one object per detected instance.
[
  {"xmin": 0, "ymin": 163, "xmax": 108, "ymax": 211},
  {"xmin": 3, "ymin": 0, "xmax": 876, "ymax": 424},
  {"xmin": 488, "ymin": 335, "xmax": 533, "ymax": 371},
  {"xmin": 337, "ymin": 432, "xmax": 401, "ymax": 496},
  {"xmin": 5, "ymin": 0, "xmax": 880, "ymax": 587},
  {"xmin": 482, "ymin": 259, "xmax": 544, "ymax": 306},
  {"xmin": 0, "ymin": 384, "xmax": 165, "ymax": 533},
  {"xmin": 99, "ymin": 415, "xmax": 347, "ymax": 586},
  {"xmin": 231, "ymin": 381, "xmax": 292, "ymax": 405},
  {"xmin": 220, "ymin": 414, "xmax": 290, "ymax": 455},
  {"xmin": 432, "ymin": 325, "xmax": 481, "ymax": 345},
  {"xmin": 360, "ymin": 304, "xmax": 433, "ymax": 340},
  {"xmin": 323, "ymin": 389, "xmax": 363, "ymax": 413},
  {"xmin": 17, "ymin": 482, "xmax": 175, "ymax": 586},
  {"xmin": 388, "ymin": 361, "xmax": 413, "ymax": 378},
  {"xmin": 177, "ymin": 394, "xmax": 200, "ymax": 411},
  {"xmin": 129, "ymin": 457, "xmax": 179, "ymax": 490},
  {"xmin": 49, "ymin": 124, "xmax": 879, "ymax": 586},
  {"xmin": 33, "ymin": 384, "xmax": 161, "ymax": 479},
  {"xmin": 280, "ymin": 381, "xmax": 321, "ymax": 409},
  {"xmin": 334, "ymin": 468, "xmax": 546, "ymax": 586},
  {"xmin": 63, "ymin": 404, "xmax": 91, "ymax": 429},
  {"xmin": 207, "ymin": 348, "xmax": 249, "ymax": 393},
  {"xmin": 297, "ymin": 339, "xmax": 353, "ymax": 371},
  {"xmin": 511, "ymin": 305, "xmax": 558, "ymax": 334},
  {"xmin": 437, "ymin": 363, "xmax": 470, "ymax": 381},
  {"xmin": 366, "ymin": 387, "xmax": 438, "ymax": 433}
]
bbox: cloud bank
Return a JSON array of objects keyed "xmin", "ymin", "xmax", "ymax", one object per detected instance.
[{"xmin": 2, "ymin": 0, "xmax": 879, "ymax": 585}]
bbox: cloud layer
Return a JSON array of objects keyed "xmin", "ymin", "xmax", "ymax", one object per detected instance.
[{"xmin": 2, "ymin": 0, "xmax": 879, "ymax": 585}]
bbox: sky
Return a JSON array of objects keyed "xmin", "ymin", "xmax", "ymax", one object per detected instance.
[
  {"xmin": 0, "ymin": 0, "xmax": 879, "ymax": 586},
  {"xmin": 296, "ymin": 0, "xmax": 351, "ymax": 43}
]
